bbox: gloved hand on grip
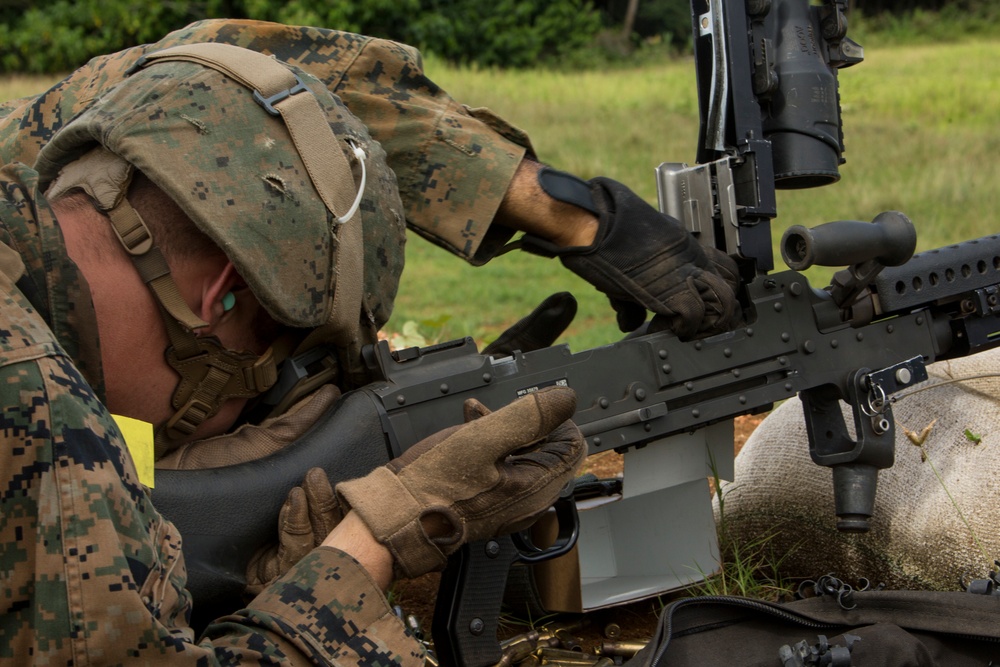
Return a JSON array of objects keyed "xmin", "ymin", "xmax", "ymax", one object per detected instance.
[
  {"xmin": 245, "ymin": 467, "xmax": 344, "ymax": 597},
  {"xmin": 335, "ymin": 386, "xmax": 586, "ymax": 579},
  {"xmin": 523, "ymin": 169, "xmax": 741, "ymax": 338}
]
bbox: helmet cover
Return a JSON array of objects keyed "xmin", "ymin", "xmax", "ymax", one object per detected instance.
[{"xmin": 36, "ymin": 52, "xmax": 405, "ymax": 333}]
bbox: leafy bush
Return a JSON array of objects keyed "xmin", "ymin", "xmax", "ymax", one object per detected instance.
[
  {"xmin": 5, "ymin": 0, "xmax": 997, "ymax": 75},
  {"xmin": 250, "ymin": 0, "xmax": 603, "ymax": 69},
  {"xmin": 1, "ymin": 0, "xmax": 602, "ymax": 74},
  {"xmin": 0, "ymin": 0, "xmax": 244, "ymax": 74},
  {"xmin": 850, "ymin": 2, "xmax": 1000, "ymax": 44}
]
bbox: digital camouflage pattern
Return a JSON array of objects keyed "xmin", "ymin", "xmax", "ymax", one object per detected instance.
[
  {"xmin": 0, "ymin": 163, "xmax": 106, "ymax": 400},
  {"xmin": 0, "ymin": 162, "xmax": 424, "ymax": 665},
  {"xmin": 0, "ymin": 18, "xmax": 534, "ymax": 265},
  {"xmin": 34, "ymin": 52, "xmax": 406, "ymax": 333}
]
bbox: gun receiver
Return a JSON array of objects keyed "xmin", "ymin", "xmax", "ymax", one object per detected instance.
[
  {"xmin": 357, "ymin": 222, "xmax": 997, "ymax": 534},
  {"xmin": 356, "ymin": 222, "xmax": 1000, "ymax": 662}
]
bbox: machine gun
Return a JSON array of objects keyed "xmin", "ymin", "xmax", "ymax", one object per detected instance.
[{"xmin": 152, "ymin": 0, "xmax": 1000, "ymax": 662}]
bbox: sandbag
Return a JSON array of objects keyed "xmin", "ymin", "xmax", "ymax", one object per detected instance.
[{"xmin": 715, "ymin": 347, "xmax": 1000, "ymax": 590}]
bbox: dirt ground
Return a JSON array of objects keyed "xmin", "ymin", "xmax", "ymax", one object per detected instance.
[{"xmin": 391, "ymin": 413, "xmax": 767, "ymax": 658}]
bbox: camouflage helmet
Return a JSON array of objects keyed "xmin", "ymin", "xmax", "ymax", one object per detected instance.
[
  {"xmin": 36, "ymin": 43, "xmax": 406, "ymax": 336},
  {"xmin": 36, "ymin": 43, "xmax": 406, "ymax": 442}
]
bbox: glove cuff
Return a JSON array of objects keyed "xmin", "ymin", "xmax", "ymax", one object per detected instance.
[{"xmin": 336, "ymin": 467, "xmax": 448, "ymax": 579}]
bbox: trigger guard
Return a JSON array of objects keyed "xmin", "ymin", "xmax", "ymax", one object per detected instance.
[{"xmin": 511, "ymin": 495, "xmax": 579, "ymax": 564}]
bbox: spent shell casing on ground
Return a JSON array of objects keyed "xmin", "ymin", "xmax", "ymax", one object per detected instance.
[
  {"xmin": 496, "ymin": 637, "xmax": 541, "ymax": 667},
  {"xmin": 553, "ymin": 628, "xmax": 583, "ymax": 652},
  {"xmin": 539, "ymin": 658, "xmax": 604, "ymax": 667},
  {"xmin": 538, "ymin": 648, "xmax": 601, "ymax": 665},
  {"xmin": 535, "ymin": 633, "xmax": 562, "ymax": 648},
  {"xmin": 501, "ymin": 630, "xmax": 540, "ymax": 649},
  {"xmin": 599, "ymin": 641, "xmax": 650, "ymax": 658}
]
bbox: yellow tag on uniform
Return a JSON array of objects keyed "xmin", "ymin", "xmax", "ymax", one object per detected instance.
[{"xmin": 112, "ymin": 414, "xmax": 155, "ymax": 488}]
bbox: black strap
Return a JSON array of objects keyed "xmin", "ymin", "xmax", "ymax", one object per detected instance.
[{"xmin": 537, "ymin": 166, "xmax": 598, "ymax": 215}]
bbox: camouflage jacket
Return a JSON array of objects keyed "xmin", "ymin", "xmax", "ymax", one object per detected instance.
[
  {"xmin": 0, "ymin": 162, "xmax": 424, "ymax": 665},
  {"xmin": 0, "ymin": 18, "xmax": 533, "ymax": 265}
]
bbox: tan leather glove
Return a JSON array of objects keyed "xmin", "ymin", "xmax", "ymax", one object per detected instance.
[
  {"xmin": 336, "ymin": 385, "xmax": 586, "ymax": 579},
  {"xmin": 245, "ymin": 467, "xmax": 344, "ymax": 597},
  {"xmin": 152, "ymin": 385, "xmax": 345, "ymax": 598}
]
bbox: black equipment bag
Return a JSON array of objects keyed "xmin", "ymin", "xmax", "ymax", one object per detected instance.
[{"xmin": 626, "ymin": 586, "xmax": 1000, "ymax": 666}]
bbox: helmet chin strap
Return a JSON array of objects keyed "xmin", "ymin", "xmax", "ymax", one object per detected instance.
[
  {"xmin": 159, "ymin": 316, "xmax": 278, "ymax": 447},
  {"xmin": 100, "ymin": 163, "xmax": 279, "ymax": 453}
]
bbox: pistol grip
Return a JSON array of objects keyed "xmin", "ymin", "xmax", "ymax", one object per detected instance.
[{"xmin": 432, "ymin": 537, "xmax": 521, "ymax": 667}]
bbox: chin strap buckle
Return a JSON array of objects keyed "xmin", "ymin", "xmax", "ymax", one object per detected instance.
[{"xmin": 160, "ymin": 333, "xmax": 279, "ymax": 448}]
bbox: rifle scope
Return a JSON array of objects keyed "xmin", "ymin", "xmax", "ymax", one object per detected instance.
[{"xmin": 757, "ymin": 0, "xmax": 863, "ymax": 189}]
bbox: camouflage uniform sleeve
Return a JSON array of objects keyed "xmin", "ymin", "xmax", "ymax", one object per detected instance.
[
  {"xmin": 332, "ymin": 37, "xmax": 533, "ymax": 264},
  {"xmin": 210, "ymin": 548, "xmax": 425, "ymax": 665},
  {"xmin": 0, "ymin": 95, "xmax": 35, "ymax": 121}
]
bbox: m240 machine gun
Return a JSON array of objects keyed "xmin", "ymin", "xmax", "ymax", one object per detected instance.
[{"xmin": 153, "ymin": 0, "xmax": 1000, "ymax": 663}]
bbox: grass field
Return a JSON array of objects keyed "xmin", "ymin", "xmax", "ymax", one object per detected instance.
[{"xmin": 4, "ymin": 39, "xmax": 999, "ymax": 351}]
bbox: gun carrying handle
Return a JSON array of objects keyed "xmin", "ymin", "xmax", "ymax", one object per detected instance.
[{"xmin": 781, "ymin": 211, "xmax": 916, "ymax": 271}]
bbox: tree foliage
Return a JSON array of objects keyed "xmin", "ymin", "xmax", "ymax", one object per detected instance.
[
  {"xmin": 0, "ymin": 0, "xmax": 601, "ymax": 74},
  {"xmin": 596, "ymin": 0, "xmax": 693, "ymax": 49},
  {"xmin": 2, "ymin": 0, "xmax": 994, "ymax": 75}
]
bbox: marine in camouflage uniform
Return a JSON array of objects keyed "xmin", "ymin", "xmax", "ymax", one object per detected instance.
[
  {"xmin": 0, "ymin": 20, "xmax": 539, "ymax": 663},
  {"xmin": 0, "ymin": 19, "xmax": 740, "ymax": 664}
]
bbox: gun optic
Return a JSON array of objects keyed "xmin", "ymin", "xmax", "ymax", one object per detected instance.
[{"xmin": 755, "ymin": 0, "xmax": 864, "ymax": 189}]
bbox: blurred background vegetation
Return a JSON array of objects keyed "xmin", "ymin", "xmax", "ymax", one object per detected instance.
[
  {"xmin": 2, "ymin": 0, "xmax": 999, "ymax": 73},
  {"xmin": 2, "ymin": 2, "xmax": 999, "ymax": 351}
]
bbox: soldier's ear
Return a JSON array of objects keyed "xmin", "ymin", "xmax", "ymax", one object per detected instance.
[{"xmin": 200, "ymin": 260, "xmax": 243, "ymax": 328}]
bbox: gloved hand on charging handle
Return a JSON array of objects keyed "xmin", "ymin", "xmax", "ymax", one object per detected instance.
[
  {"xmin": 523, "ymin": 167, "xmax": 741, "ymax": 338},
  {"xmin": 336, "ymin": 385, "xmax": 586, "ymax": 579}
]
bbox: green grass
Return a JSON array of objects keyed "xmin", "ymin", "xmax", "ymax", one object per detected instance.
[{"xmin": 4, "ymin": 38, "xmax": 1000, "ymax": 351}]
